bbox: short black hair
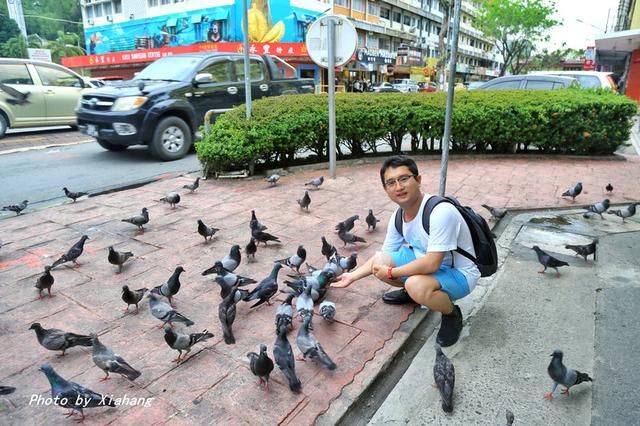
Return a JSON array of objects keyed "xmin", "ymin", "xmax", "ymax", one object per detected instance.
[{"xmin": 380, "ymin": 155, "xmax": 419, "ymax": 185}]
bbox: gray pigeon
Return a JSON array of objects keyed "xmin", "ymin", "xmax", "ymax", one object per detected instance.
[
  {"xmin": 205, "ymin": 245, "xmax": 242, "ymax": 273},
  {"xmin": 296, "ymin": 316, "xmax": 336, "ymax": 370},
  {"xmin": 246, "ymin": 237, "xmax": 257, "ymax": 261},
  {"xmin": 285, "ymin": 270, "xmax": 335, "ymax": 303},
  {"xmin": 433, "ymin": 344, "xmax": 455, "ymax": 413},
  {"xmin": 276, "ymin": 245, "xmax": 307, "ymax": 274},
  {"xmin": 321, "ymin": 236, "xmax": 338, "ymax": 260},
  {"xmin": 365, "ymin": 209, "xmax": 380, "ymax": 230},
  {"xmin": 244, "ymin": 263, "xmax": 283, "ymax": 308},
  {"xmin": 122, "ymin": 207, "xmax": 149, "ymax": 231},
  {"xmin": 63, "ymin": 187, "xmax": 88, "ymax": 202},
  {"xmin": 160, "ymin": 192, "xmax": 181, "ymax": 208},
  {"xmin": 296, "ymin": 284, "xmax": 314, "ymax": 323},
  {"xmin": 565, "ymin": 239, "xmax": 598, "ymax": 262},
  {"xmin": 121, "ymin": 285, "xmax": 147, "ymax": 314},
  {"xmin": 273, "ymin": 326, "xmax": 302, "ymax": 393},
  {"xmin": 532, "ymin": 246, "xmax": 569, "ymax": 277},
  {"xmin": 29, "ymin": 323, "xmax": 92, "ymax": 356},
  {"xmin": 319, "ymin": 300, "xmax": 336, "ymax": 322},
  {"xmin": 50, "ymin": 235, "xmax": 89, "ymax": 269},
  {"xmin": 35, "ymin": 266, "xmax": 55, "ymax": 299},
  {"xmin": 275, "ymin": 294, "xmax": 295, "ymax": 335},
  {"xmin": 252, "ymin": 228, "xmax": 281, "ymax": 246},
  {"xmin": 108, "ymin": 246, "xmax": 133, "ymax": 273},
  {"xmin": 561, "ymin": 182, "xmax": 583, "ymax": 201},
  {"xmin": 585, "ymin": 199, "xmax": 610, "ymax": 219},
  {"xmin": 248, "ymin": 344, "xmax": 275, "ymax": 389},
  {"xmin": 183, "ymin": 177, "xmax": 200, "ymax": 192},
  {"xmin": 0, "ymin": 82, "xmax": 30, "ymax": 105},
  {"xmin": 197, "ymin": 219, "xmax": 219, "ymax": 243},
  {"xmin": 544, "ymin": 349, "xmax": 593, "ymax": 400},
  {"xmin": 338, "ymin": 228, "xmax": 366, "ymax": 247},
  {"xmin": 1, "ymin": 200, "xmax": 28, "ymax": 215},
  {"xmin": 297, "ymin": 191, "xmax": 311, "ymax": 211},
  {"xmin": 164, "ymin": 325, "xmax": 214, "ymax": 363},
  {"xmin": 202, "ymin": 261, "xmax": 256, "ymax": 295},
  {"xmin": 335, "ymin": 215, "xmax": 359, "ymax": 233},
  {"xmin": 506, "ymin": 409, "xmax": 515, "ymax": 426},
  {"xmin": 39, "ymin": 363, "xmax": 115, "ymax": 422},
  {"xmin": 265, "ymin": 174, "xmax": 280, "ymax": 186},
  {"xmin": 305, "ymin": 176, "xmax": 324, "ymax": 189},
  {"xmin": 250, "ymin": 210, "xmax": 268, "ymax": 232},
  {"xmin": 338, "ymin": 252, "xmax": 358, "ymax": 272},
  {"xmin": 90, "ymin": 333, "xmax": 141, "ymax": 381},
  {"xmin": 147, "ymin": 292, "xmax": 194, "ymax": 327},
  {"xmin": 152, "ymin": 266, "xmax": 185, "ymax": 307},
  {"xmin": 481, "ymin": 204, "xmax": 507, "ymax": 220},
  {"xmin": 607, "ymin": 203, "xmax": 638, "ymax": 222},
  {"xmin": 219, "ymin": 283, "xmax": 240, "ymax": 344}
]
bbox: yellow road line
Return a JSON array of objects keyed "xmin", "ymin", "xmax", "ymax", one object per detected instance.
[{"xmin": 0, "ymin": 137, "xmax": 47, "ymax": 143}]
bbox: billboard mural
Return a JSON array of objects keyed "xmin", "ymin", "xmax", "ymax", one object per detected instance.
[{"xmin": 85, "ymin": 0, "xmax": 323, "ymax": 55}]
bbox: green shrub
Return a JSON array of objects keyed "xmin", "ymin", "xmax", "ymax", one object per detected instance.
[{"xmin": 196, "ymin": 89, "xmax": 637, "ymax": 174}]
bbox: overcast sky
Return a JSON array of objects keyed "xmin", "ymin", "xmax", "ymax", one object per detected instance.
[{"xmin": 542, "ymin": 0, "xmax": 620, "ymax": 50}]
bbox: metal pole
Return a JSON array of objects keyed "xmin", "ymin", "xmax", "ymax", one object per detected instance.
[
  {"xmin": 242, "ymin": 0, "xmax": 252, "ymax": 119},
  {"xmin": 438, "ymin": 0, "xmax": 461, "ymax": 196},
  {"xmin": 327, "ymin": 18, "xmax": 337, "ymax": 179}
]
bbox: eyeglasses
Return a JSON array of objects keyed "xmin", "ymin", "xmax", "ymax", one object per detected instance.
[{"xmin": 384, "ymin": 174, "xmax": 416, "ymax": 188}]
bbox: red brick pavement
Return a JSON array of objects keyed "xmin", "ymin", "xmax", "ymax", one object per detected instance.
[
  {"xmin": 0, "ymin": 129, "xmax": 92, "ymax": 153},
  {"xmin": 1, "ymin": 154, "xmax": 639, "ymax": 425}
]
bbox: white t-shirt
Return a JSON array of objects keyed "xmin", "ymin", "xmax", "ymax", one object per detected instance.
[{"xmin": 381, "ymin": 194, "xmax": 481, "ymax": 291}]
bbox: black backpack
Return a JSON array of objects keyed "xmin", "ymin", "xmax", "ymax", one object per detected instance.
[{"xmin": 394, "ymin": 195, "xmax": 498, "ymax": 277}]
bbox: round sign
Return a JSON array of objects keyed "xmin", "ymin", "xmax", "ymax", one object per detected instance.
[{"xmin": 306, "ymin": 15, "xmax": 357, "ymax": 68}]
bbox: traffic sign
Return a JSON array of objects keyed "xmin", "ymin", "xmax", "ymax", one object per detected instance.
[{"xmin": 306, "ymin": 15, "xmax": 357, "ymax": 68}]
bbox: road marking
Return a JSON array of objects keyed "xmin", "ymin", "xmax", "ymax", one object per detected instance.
[{"xmin": 0, "ymin": 137, "xmax": 47, "ymax": 143}]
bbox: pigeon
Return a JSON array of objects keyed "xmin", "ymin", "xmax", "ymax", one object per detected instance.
[
  {"xmin": 0, "ymin": 386, "xmax": 16, "ymax": 395},
  {"xmin": 275, "ymin": 294, "xmax": 295, "ymax": 335},
  {"xmin": 108, "ymin": 246, "xmax": 133, "ymax": 273},
  {"xmin": 29, "ymin": 323, "xmax": 92, "ymax": 356},
  {"xmin": 91, "ymin": 334, "xmax": 141, "ymax": 381},
  {"xmin": 122, "ymin": 207, "xmax": 149, "ymax": 231},
  {"xmin": 605, "ymin": 183, "xmax": 613, "ymax": 194},
  {"xmin": 585, "ymin": 199, "xmax": 610, "ymax": 219},
  {"xmin": 265, "ymin": 174, "xmax": 280, "ymax": 186},
  {"xmin": 544, "ymin": 349, "xmax": 593, "ymax": 400},
  {"xmin": 183, "ymin": 177, "xmax": 200, "ymax": 192},
  {"xmin": 219, "ymin": 283, "xmax": 240, "ymax": 344},
  {"xmin": 338, "ymin": 228, "xmax": 367, "ymax": 247},
  {"xmin": 296, "ymin": 283, "xmax": 315, "ymax": 323},
  {"xmin": 297, "ymin": 191, "xmax": 311, "ymax": 211},
  {"xmin": 321, "ymin": 236, "xmax": 338, "ymax": 260},
  {"xmin": 481, "ymin": 204, "xmax": 507, "ymax": 220},
  {"xmin": 152, "ymin": 266, "xmax": 185, "ymax": 307},
  {"xmin": 252, "ymin": 228, "xmax": 281, "ymax": 246},
  {"xmin": 248, "ymin": 344, "xmax": 275, "ymax": 389},
  {"xmin": 276, "ymin": 245, "xmax": 307, "ymax": 274},
  {"xmin": 244, "ymin": 263, "xmax": 283, "ymax": 308},
  {"xmin": 532, "ymin": 246, "xmax": 569, "ymax": 276},
  {"xmin": 202, "ymin": 261, "xmax": 256, "ymax": 298},
  {"xmin": 160, "ymin": 192, "xmax": 181, "ymax": 208},
  {"xmin": 297, "ymin": 316, "xmax": 336, "ymax": 370},
  {"xmin": 335, "ymin": 215, "xmax": 359, "ymax": 233},
  {"xmin": 222, "ymin": 245, "xmax": 242, "ymax": 272},
  {"xmin": 273, "ymin": 325, "xmax": 302, "ymax": 393},
  {"xmin": 565, "ymin": 239, "xmax": 598, "ymax": 262},
  {"xmin": 0, "ymin": 82, "xmax": 30, "ymax": 105},
  {"xmin": 250, "ymin": 210, "xmax": 267, "ymax": 232},
  {"xmin": 2, "ymin": 200, "xmax": 28, "ymax": 215},
  {"xmin": 147, "ymin": 292, "xmax": 194, "ymax": 327},
  {"xmin": 35, "ymin": 266, "xmax": 55, "ymax": 299},
  {"xmin": 561, "ymin": 182, "xmax": 583, "ymax": 201},
  {"xmin": 50, "ymin": 235, "xmax": 89, "ymax": 269},
  {"xmin": 197, "ymin": 219, "xmax": 219, "ymax": 243},
  {"xmin": 62, "ymin": 187, "xmax": 88, "ymax": 202},
  {"xmin": 506, "ymin": 409, "xmax": 515, "ymax": 426},
  {"xmin": 433, "ymin": 344, "xmax": 455, "ymax": 413},
  {"xmin": 305, "ymin": 176, "xmax": 324, "ymax": 189},
  {"xmin": 246, "ymin": 237, "xmax": 257, "ymax": 261},
  {"xmin": 338, "ymin": 252, "xmax": 358, "ymax": 272},
  {"xmin": 121, "ymin": 286, "xmax": 147, "ymax": 314},
  {"xmin": 365, "ymin": 209, "xmax": 381, "ymax": 230},
  {"xmin": 286, "ymin": 270, "xmax": 335, "ymax": 302},
  {"xmin": 164, "ymin": 325, "xmax": 214, "ymax": 363},
  {"xmin": 319, "ymin": 300, "xmax": 336, "ymax": 321},
  {"xmin": 607, "ymin": 203, "xmax": 638, "ymax": 222},
  {"xmin": 39, "ymin": 363, "xmax": 115, "ymax": 422}
]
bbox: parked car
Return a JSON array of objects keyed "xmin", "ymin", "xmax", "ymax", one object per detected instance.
[
  {"xmin": 418, "ymin": 82, "xmax": 437, "ymax": 92},
  {"xmin": 476, "ymin": 75, "xmax": 577, "ymax": 90},
  {"xmin": 367, "ymin": 82, "xmax": 400, "ymax": 93},
  {"xmin": 0, "ymin": 58, "xmax": 90, "ymax": 138},
  {"xmin": 76, "ymin": 53, "xmax": 315, "ymax": 161},
  {"xmin": 392, "ymin": 79, "xmax": 419, "ymax": 93},
  {"xmin": 528, "ymin": 71, "xmax": 617, "ymax": 91},
  {"xmin": 465, "ymin": 81, "xmax": 486, "ymax": 90}
]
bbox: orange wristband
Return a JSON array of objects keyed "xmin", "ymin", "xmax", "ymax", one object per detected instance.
[{"xmin": 387, "ymin": 267, "xmax": 394, "ymax": 279}]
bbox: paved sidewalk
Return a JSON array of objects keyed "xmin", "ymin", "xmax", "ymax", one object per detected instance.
[{"xmin": 1, "ymin": 154, "xmax": 639, "ymax": 425}]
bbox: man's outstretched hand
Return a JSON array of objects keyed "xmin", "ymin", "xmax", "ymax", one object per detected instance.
[{"xmin": 331, "ymin": 272, "xmax": 355, "ymax": 288}]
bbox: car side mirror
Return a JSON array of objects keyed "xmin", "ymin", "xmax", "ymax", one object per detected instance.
[{"xmin": 194, "ymin": 73, "xmax": 213, "ymax": 85}]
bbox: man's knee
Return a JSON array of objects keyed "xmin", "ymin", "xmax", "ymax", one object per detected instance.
[
  {"xmin": 372, "ymin": 251, "xmax": 393, "ymax": 266},
  {"xmin": 405, "ymin": 275, "xmax": 437, "ymax": 300}
]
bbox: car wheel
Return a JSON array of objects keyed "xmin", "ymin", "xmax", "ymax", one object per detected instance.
[
  {"xmin": 0, "ymin": 114, "xmax": 7, "ymax": 138},
  {"xmin": 149, "ymin": 116, "xmax": 192, "ymax": 161},
  {"xmin": 96, "ymin": 138, "xmax": 128, "ymax": 152}
]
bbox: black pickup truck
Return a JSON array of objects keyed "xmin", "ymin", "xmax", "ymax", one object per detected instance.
[{"xmin": 76, "ymin": 53, "xmax": 314, "ymax": 160}]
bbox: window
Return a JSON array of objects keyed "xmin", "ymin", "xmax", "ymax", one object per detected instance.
[
  {"xmin": 368, "ymin": 2, "xmax": 379, "ymax": 16},
  {"xmin": 114, "ymin": 0, "xmax": 122, "ymax": 13},
  {"xmin": 0, "ymin": 64, "xmax": 34, "ymax": 85},
  {"xmin": 486, "ymin": 80, "xmax": 521, "ymax": 90},
  {"xmin": 357, "ymin": 31, "xmax": 365, "ymax": 47},
  {"xmin": 235, "ymin": 60, "xmax": 264, "ymax": 82},
  {"xmin": 35, "ymin": 66, "xmax": 82, "ymax": 88},
  {"xmin": 434, "ymin": 26, "xmax": 440, "ymax": 35},
  {"xmin": 86, "ymin": 5, "xmax": 94, "ymax": 18},
  {"xmin": 552, "ymin": 82, "xmax": 567, "ymax": 89},
  {"xmin": 393, "ymin": 12, "xmax": 401, "ymax": 23},
  {"xmin": 104, "ymin": 2, "xmax": 112, "ymax": 15},
  {"xmin": 161, "ymin": 0, "xmax": 171, "ymax": 5},
  {"xmin": 403, "ymin": 15, "xmax": 411, "ymax": 26},
  {"xmin": 379, "ymin": 38, "xmax": 390, "ymax": 50},
  {"xmin": 368, "ymin": 37, "xmax": 379, "ymax": 48},
  {"xmin": 353, "ymin": 0, "xmax": 364, "ymax": 12},
  {"xmin": 148, "ymin": 0, "xmax": 159, "ymax": 6},
  {"xmin": 573, "ymin": 75, "xmax": 600, "ymax": 88},
  {"xmin": 199, "ymin": 60, "xmax": 232, "ymax": 83},
  {"xmin": 380, "ymin": 7, "xmax": 390, "ymax": 19},
  {"xmin": 525, "ymin": 80, "xmax": 554, "ymax": 90},
  {"xmin": 94, "ymin": 3, "xmax": 103, "ymax": 17},
  {"xmin": 335, "ymin": 0, "xmax": 350, "ymax": 7}
]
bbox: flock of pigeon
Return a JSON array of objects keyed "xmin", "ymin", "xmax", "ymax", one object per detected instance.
[{"xmin": 0, "ymin": 174, "xmax": 387, "ymax": 421}]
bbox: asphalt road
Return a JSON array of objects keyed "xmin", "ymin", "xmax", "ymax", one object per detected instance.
[{"xmin": 0, "ymin": 142, "xmax": 201, "ymax": 209}]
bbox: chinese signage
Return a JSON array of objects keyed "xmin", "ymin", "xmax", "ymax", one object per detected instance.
[
  {"xmin": 355, "ymin": 48, "xmax": 396, "ymax": 65},
  {"xmin": 584, "ymin": 46, "xmax": 595, "ymax": 71}
]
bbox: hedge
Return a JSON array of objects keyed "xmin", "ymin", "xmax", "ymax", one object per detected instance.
[{"xmin": 195, "ymin": 89, "xmax": 638, "ymax": 174}]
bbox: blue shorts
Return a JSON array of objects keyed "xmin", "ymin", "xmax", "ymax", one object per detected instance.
[{"xmin": 388, "ymin": 246, "xmax": 470, "ymax": 301}]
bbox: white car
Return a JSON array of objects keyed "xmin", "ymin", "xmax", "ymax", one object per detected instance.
[
  {"xmin": 528, "ymin": 71, "xmax": 617, "ymax": 91},
  {"xmin": 392, "ymin": 79, "xmax": 419, "ymax": 93}
]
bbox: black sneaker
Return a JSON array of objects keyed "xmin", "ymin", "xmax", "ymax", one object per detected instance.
[
  {"xmin": 436, "ymin": 305, "xmax": 463, "ymax": 347},
  {"xmin": 382, "ymin": 288, "xmax": 416, "ymax": 305}
]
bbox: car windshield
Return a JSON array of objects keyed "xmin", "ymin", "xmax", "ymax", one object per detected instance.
[{"xmin": 134, "ymin": 56, "xmax": 201, "ymax": 82}]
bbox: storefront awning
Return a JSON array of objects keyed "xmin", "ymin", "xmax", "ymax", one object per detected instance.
[
  {"xmin": 191, "ymin": 14, "xmax": 202, "ymax": 24},
  {"xmin": 211, "ymin": 9, "xmax": 230, "ymax": 21},
  {"xmin": 166, "ymin": 18, "xmax": 177, "ymax": 27},
  {"xmin": 595, "ymin": 29, "xmax": 640, "ymax": 53}
]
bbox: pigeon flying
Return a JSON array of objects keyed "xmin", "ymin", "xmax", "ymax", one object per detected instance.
[
  {"xmin": 247, "ymin": 344, "xmax": 275, "ymax": 389},
  {"xmin": 265, "ymin": 174, "xmax": 280, "ymax": 186},
  {"xmin": 183, "ymin": 177, "xmax": 200, "ymax": 192},
  {"xmin": 544, "ymin": 349, "xmax": 593, "ymax": 400},
  {"xmin": 276, "ymin": 245, "xmax": 307, "ymax": 274},
  {"xmin": 250, "ymin": 210, "xmax": 267, "ymax": 232},
  {"xmin": 607, "ymin": 203, "xmax": 638, "ymax": 222},
  {"xmin": 319, "ymin": 300, "xmax": 336, "ymax": 322},
  {"xmin": 219, "ymin": 283, "xmax": 240, "ymax": 344},
  {"xmin": 197, "ymin": 219, "xmax": 219, "ymax": 243},
  {"xmin": 585, "ymin": 199, "xmax": 610, "ymax": 219},
  {"xmin": 273, "ymin": 326, "xmax": 302, "ymax": 393},
  {"xmin": 160, "ymin": 192, "xmax": 181, "ymax": 208},
  {"xmin": 335, "ymin": 215, "xmax": 359, "ymax": 233},
  {"xmin": 481, "ymin": 204, "xmax": 507, "ymax": 220},
  {"xmin": 152, "ymin": 266, "xmax": 185, "ymax": 307},
  {"xmin": 297, "ymin": 316, "xmax": 336, "ymax": 370},
  {"xmin": 121, "ymin": 286, "xmax": 147, "ymax": 314},
  {"xmin": 365, "ymin": 209, "xmax": 381, "ymax": 230},
  {"xmin": 122, "ymin": 207, "xmax": 149, "ymax": 231},
  {"xmin": 35, "ymin": 266, "xmax": 55, "ymax": 299},
  {"xmin": 275, "ymin": 294, "xmax": 295, "ymax": 335},
  {"xmin": 147, "ymin": 292, "xmax": 194, "ymax": 327},
  {"xmin": 164, "ymin": 325, "xmax": 214, "ymax": 363},
  {"xmin": 304, "ymin": 176, "xmax": 324, "ymax": 189},
  {"xmin": 433, "ymin": 344, "xmax": 455, "ymax": 413},
  {"xmin": 565, "ymin": 239, "xmax": 598, "ymax": 262},
  {"xmin": 532, "ymin": 246, "xmax": 569, "ymax": 276},
  {"xmin": 246, "ymin": 237, "xmax": 257, "ymax": 261},
  {"xmin": 297, "ymin": 191, "xmax": 311, "ymax": 211},
  {"xmin": 62, "ymin": 187, "xmax": 88, "ymax": 202},
  {"xmin": 50, "ymin": 235, "xmax": 89, "ymax": 269},
  {"xmin": 561, "ymin": 182, "xmax": 583, "ymax": 202},
  {"xmin": 2, "ymin": 200, "xmax": 28, "ymax": 215},
  {"xmin": 0, "ymin": 82, "xmax": 31, "ymax": 105},
  {"xmin": 244, "ymin": 263, "xmax": 283, "ymax": 308},
  {"xmin": 29, "ymin": 323, "xmax": 92, "ymax": 356},
  {"xmin": 91, "ymin": 333, "xmax": 141, "ymax": 381},
  {"xmin": 108, "ymin": 246, "xmax": 134, "ymax": 273}
]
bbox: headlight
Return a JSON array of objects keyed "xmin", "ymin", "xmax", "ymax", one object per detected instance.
[{"xmin": 112, "ymin": 96, "xmax": 147, "ymax": 111}]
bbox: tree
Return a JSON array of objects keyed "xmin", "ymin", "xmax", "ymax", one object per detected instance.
[
  {"xmin": 523, "ymin": 46, "xmax": 585, "ymax": 72},
  {"xmin": 1, "ymin": 36, "xmax": 28, "ymax": 58},
  {"xmin": 0, "ymin": 15, "xmax": 22, "ymax": 46},
  {"xmin": 475, "ymin": 0, "xmax": 558, "ymax": 76},
  {"xmin": 45, "ymin": 31, "xmax": 85, "ymax": 63}
]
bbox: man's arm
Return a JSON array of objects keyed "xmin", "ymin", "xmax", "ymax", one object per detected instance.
[
  {"xmin": 330, "ymin": 254, "xmax": 375, "ymax": 288},
  {"xmin": 381, "ymin": 251, "xmax": 444, "ymax": 280}
]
